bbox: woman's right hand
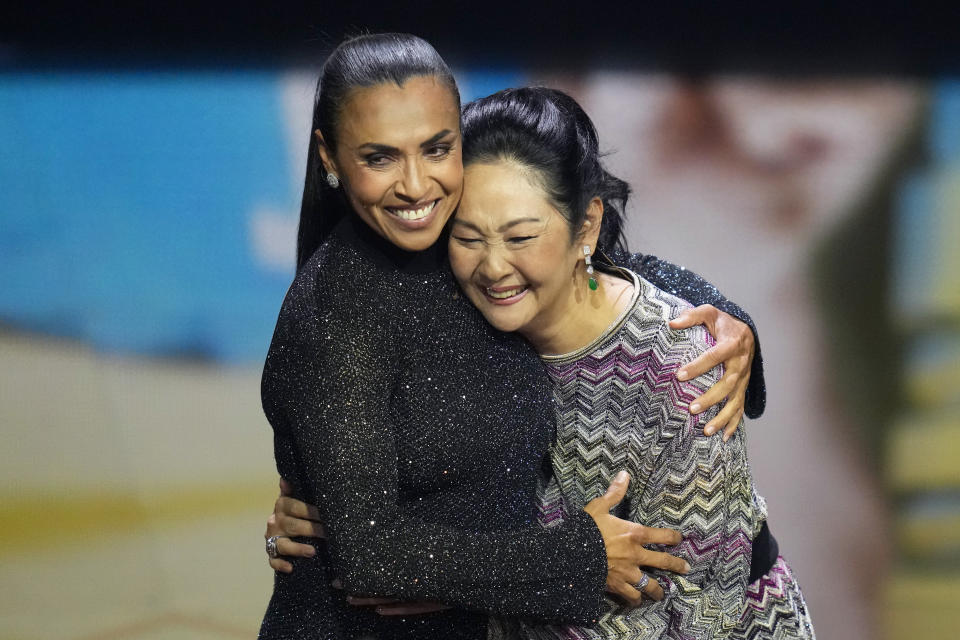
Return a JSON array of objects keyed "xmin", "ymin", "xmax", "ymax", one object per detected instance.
[
  {"xmin": 264, "ymin": 478, "xmax": 326, "ymax": 573},
  {"xmin": 584, "ymin": 470, "xmax": 689, "ymax": 605}
]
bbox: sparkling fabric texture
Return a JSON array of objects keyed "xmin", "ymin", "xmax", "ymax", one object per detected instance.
[
  {"xmin": 258, "ymin": 216, "xmax": 766, "ymax": 639},
  {"xmin": 504, "ymin": 270, "xmax": 813, "ymax": 640}
]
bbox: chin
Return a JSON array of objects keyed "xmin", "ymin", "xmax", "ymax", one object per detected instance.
[
  {"xmin": 380, "ymin": 220, "xmax": 447, "ymax": 251},
  {"xmin": 390, "ymin": 231, "xmax": 443, "ymax": 252},
  {"xmin": 384, "ymin": 211, "xmax": 454, "ymax": 252}
]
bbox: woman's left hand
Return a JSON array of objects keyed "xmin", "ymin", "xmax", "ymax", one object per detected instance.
[
  {"xmin": 264, "ymin": 478, "xmax": 325, "ymax": 573},
  {"xmin": 668, "ymin": 304, "xmax": 755, "ymax": 441}
]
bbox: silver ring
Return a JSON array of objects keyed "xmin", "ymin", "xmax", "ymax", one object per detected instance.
[
  {"xmin": 266, "ymin": 535, "xmax": 283, "ymax": 559},
  {"xmin": 633, "ymin": 573, "xmax": 650, "ymax": 591}
]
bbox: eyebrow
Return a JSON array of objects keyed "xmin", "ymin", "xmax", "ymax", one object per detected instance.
[
  {"xmin": 452, "ymin": 217, "xmax": 543, "ymax": 233},
  {"xmin": 357, "ymin": 129, "xmax": 455, "ymax": 154}
]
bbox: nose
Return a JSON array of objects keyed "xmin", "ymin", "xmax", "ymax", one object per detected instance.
[
  {"xmin": 477, "ymin": 243, "xmax": 512, "ymax": 283},
  {"xmin": 396, "ymin": 157, "xmax": 427, "ymax": 202}
]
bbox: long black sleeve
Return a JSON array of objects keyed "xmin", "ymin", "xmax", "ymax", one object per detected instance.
[
  {"xmin": 608, "ymin": 249, "xmax": 766, "ymax": 419},
  {"xmin": 262, "ymin": 235, "xmax": 607, "ymax": 626}
]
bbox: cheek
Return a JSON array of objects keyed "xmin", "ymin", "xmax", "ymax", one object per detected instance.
[
  {"xmin": 438, "ymin": 160, "xmax": 464, "ymax": 194},
  {"xmin": 447, "ymin": 246, "xmax": 474, "ymax": 283},
  {"xmin": 344, "ymin": 171, "xmax": 394, "ymax": 207},
  {"xmin": 527, "ymin": 244, "xmax": 574, "ymax": 287}
]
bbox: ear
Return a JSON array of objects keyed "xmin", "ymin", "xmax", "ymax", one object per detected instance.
[
  {"xmin": 314, "ymin": 129, "xmax": 338, "ymax": 176},
  {"xmin": 577, "ymin": 197, "xmax": 604, "ymax": 253}
]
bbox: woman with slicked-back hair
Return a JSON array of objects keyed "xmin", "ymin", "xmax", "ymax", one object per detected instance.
[{"xmin": 258, "ymin": 33, "xmax": 769, "ymax": 639}]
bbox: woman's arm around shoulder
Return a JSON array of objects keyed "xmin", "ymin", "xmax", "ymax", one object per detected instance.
[{"xmin": 614, "ymin": 249, "xmax": 766, "ymax": 423}]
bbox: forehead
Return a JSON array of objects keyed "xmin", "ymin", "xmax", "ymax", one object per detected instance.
[
  {"xmin": 459, "ymin": 161, "xmax": 557, "ymax": 223},
  {"xmin": 337, "ymin": 76, "xmax": 460, "ymax": 146}
]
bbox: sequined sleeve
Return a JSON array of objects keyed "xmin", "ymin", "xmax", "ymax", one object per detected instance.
[
  {"xmin": 262, "ymin": 260, "xmax": 607, "ymax": 623},
  {"xmin": 612, "ymin": 250, "xmax": 766, "ymax": 419}
]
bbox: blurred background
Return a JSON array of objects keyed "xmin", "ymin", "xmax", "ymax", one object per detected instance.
[{"xmin": 1, "ymin": 4, "xmax": 958, "ymax": 639}]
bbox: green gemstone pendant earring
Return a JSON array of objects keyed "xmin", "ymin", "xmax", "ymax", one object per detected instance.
[{"xmin": 583, "ymin": 245, "xmax": 598, "ymax": 291}]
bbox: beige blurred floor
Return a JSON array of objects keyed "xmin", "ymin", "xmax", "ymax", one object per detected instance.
[{"xmin": 0, "ymin": 330, "xmax": 278, "ymax": 640}]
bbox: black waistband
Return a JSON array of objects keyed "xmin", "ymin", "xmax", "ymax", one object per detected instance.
[{"xmin": 749, "ymin": 521, "xmax": 779, "ymax": 583}]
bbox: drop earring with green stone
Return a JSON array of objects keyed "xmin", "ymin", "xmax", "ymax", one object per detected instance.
[{"xmin": 583, "ymin": 245, "xmax": 598, "ymax": 291}]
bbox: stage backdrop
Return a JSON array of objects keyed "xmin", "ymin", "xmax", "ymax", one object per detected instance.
[{"xmin": 1, "ymin": 68, "xmax": 957, "ymax": 640}]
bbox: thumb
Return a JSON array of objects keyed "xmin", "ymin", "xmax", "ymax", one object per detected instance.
[
  {"xmin": 596, "ymin": 470, "xmax": 630, "ymax": 511},
  {"xmin": 669, "ymin": 309, "xmax": 698, "ymax": 330}
]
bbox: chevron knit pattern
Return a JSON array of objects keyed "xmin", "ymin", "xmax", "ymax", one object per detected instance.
[{"xmin": 510, "ymin": 272, "xmax": 815, "ymax": 640}]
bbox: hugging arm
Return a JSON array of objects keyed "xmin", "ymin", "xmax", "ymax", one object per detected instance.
[
  {"xmin": 264, "ymin": 274, "xmax": 609, "ymax": 623},
  {"xmin": 615, "ymin": 250, "xmax": 766, "ymax": 423}
]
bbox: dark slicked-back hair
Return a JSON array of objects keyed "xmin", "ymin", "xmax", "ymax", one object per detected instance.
[
  {"xmin": 296, "ymin": 33, "xmax": 461, "ymax": 270},
  {"xmin": 461, "ymin": 87, "xmax": 629, "ymax": 254}
]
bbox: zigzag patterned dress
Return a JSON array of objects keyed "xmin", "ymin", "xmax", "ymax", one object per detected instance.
[{"xmin": 506, "ymin": 270, "xmax": 816, "ymax": 640}]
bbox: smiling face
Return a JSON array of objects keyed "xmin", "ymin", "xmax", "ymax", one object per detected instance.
[
  {"xmin": 317, "ymin": 75, "xmax": 463, "ymax": 252},
  {"xmin": 449, "ymin": 160, "xmax": 597, "ymax": 339}
]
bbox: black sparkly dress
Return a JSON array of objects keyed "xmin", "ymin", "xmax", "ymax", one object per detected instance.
[{"xmin": 258, "ymin": 216, "xmax": 765, "ymax": 640}]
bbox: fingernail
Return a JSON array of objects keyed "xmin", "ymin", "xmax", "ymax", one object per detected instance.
[
  {"xmin": 616, "ymin": 470, "xmax": 628, "ymax": 482},
  {"xmin": 683, "ymin": 561, "xmax": 691, "ymax": 573},
  {"xmin": 306, "ymin": 547, "xmax": 316, "ymax": 557},
  {"xmin": 677, "ymin": 370, "xmax": 688, "ymax": 381},
  {"xmin": 689, "ymin": 403, "xmax": 701, "ymax": 413},
  {"xmin": 704, "ymin": 425, "xmax": 716, "ymax": 436}
]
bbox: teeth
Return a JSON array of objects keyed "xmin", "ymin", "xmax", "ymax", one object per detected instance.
[
  {"xmin": 391, "ymin": 201, "xmax": 436, "ymax": 220},
  {"xmin": 487, "ymin": 287, "xmax": 526, "ymax": 299}
]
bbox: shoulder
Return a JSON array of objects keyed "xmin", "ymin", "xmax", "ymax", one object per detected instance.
[
  {"xmin": 633, "ymin": 273, "xmax": 695, "ymax": 324},
  {"xmin": 627, "ymin": 273, "xmax": 719, "ymax": 383},
  {"xmin": 301, "ymin": 231, "xmax": 391, "ymax": 292},
  {"xmin": 274, "ymin": 236, "xmax": 395, "ymax": 351}
]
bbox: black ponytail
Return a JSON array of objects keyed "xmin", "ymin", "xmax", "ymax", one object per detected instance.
[{"xmin": 296, "ymin": 33, "xmax": 461, "ymax": 270}]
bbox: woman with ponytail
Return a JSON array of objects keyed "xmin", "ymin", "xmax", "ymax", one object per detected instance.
[{"xmin": 259, "ymin": 34, "xmax": 776, "ymax": 639}]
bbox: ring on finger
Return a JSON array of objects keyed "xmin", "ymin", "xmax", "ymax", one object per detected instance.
[
  {"xmin": 266, "ymin": 534, "xmax": 285, "ymax": 559},
  {"xmin": 633, "ymin": 573, "xmax": 650, "ymax": 592}
]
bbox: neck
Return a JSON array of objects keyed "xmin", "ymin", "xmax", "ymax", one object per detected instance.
[{"xmin": 523, "ymin": 269, "xmax": 634, "ymax": 356}]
